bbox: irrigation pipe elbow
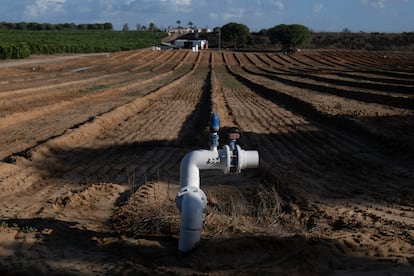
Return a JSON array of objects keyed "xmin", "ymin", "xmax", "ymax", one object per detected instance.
[{"xmin": 175, "ymin": 113, "xmax": 260, "ymax": 253}]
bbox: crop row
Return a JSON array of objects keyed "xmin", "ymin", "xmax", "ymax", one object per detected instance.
[{"xmin": 0, "ymin": 30, "xmax": 166, "ymax": 59}]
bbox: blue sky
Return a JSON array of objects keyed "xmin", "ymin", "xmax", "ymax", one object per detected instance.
[{"xmin": 0, "ymin": 0, "xmax": 412, "ymax": 32}]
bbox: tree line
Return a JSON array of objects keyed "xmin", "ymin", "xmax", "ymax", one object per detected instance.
[
  {"xmin": 205, "ymin": 22, "xmax": 413, "ymax": 51},
  {"xmin": 0, "ymin": 22, "xmax": 113, "ymax": 31},
  {"xmin": 0, "ymin": 20, "xmax": 412, "ymax": 60},
  {"xmin": 211, "ymin": 22, "xmax": 312, "ymax": 51},
  {"xmin": 311, "ymin": 31, "xmax": 414, "ymax": 51}
]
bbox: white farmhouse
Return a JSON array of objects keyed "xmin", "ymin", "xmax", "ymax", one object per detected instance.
[{"xmin": 174, "ymin": 39, "xmax": 208, "ymax": 49}]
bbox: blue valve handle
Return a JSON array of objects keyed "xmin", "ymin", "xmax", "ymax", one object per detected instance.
[
  {"xmin": 209, "ymin": 112, "xmax": 219, "ymax": 133},
  {"xmin": 209, "ymin": 113, "xmax": 219, "ymax": 148}
]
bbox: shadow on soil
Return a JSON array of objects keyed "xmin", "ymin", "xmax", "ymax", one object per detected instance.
[
  {"xmin": 1, "ymin": 218, "xmax": 413, "ymax": 275},
  {"xmin": 27, "ymin": 125, "xmax": 414, "ymax": 207},
  {"xmin": 3, "ymin": 60, "xmax": 414, "ymax": 273},
  {"xmin": 228, "ymin": 65, "xmax": 414, "ymax": 158},
  {"xmin": 15, "ymin": 106, "xmax": 412, "ymax": 273}
]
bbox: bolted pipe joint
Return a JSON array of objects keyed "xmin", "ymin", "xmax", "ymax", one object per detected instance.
[{"xmin": 223, "ymin": 145, "xmax": 259, "ymax": 174}]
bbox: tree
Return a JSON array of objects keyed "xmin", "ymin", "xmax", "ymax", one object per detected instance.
[
  {"xmin": 213, "ymin": 26, "xmax": 221, "ymax": 33},
  {"xmin": 36, "ymin": 24, "xmax": 46, "ymax": 30},
  {"xmin": 188, "ymin": 21, "xmax": 193, "ymax": 30},
  {"xmin": 44, "ymin": 23, "xmax": 53, "ymax": 30},
  {"xmin": 103, "ymin": 22, "xmax": 113, "ymax": 30},
  {"xmin": 16, "ymin": 22, "xmax": 27, "ymax": 30},
  {"xmin": 87, "ymin": 24, "xmax": 98, "ymax": 30},
  {"xmin": 122, "ymin": 23, "xmax": 129, "ymax": 31},
  {"xmin": 148, "ymin": 22, "xmax": 160, "ymax": 32},
  {"xmin": 268, "ymin": 24, "xmax": 312, "ymax": 50},
  {"xmin": 221, "ymin": 22, "xmax": 250, "ymax": 48},
  {"xmin": 176, "ymin": 20, "xmax": 181, "ymax": 28},
  {"xmin": 77, "ymin": 24, "xmax": 88, "ymax": 30},
  {"xmin": 258, "ymin": 28, "xmax": 268, "ymax": 36}
]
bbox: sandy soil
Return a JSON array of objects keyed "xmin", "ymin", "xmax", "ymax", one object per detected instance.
[{"xmin": 1, "ymin": 48, "xmax": 414, "ymax": 275}]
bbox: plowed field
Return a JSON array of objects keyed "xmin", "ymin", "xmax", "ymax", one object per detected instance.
[{"xmin": 1, "ymin": 49, "xmax": 413, "ymax": 275}]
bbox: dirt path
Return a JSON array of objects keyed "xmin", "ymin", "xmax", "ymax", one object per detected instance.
[{"xmin": 1, "ymin": 49, "xmax": 414, "ymax": 275}]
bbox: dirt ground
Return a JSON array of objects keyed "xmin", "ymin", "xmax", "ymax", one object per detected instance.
[{"xmin": 0, "ymin": 49, "xmax": 413, "ymax": 275}]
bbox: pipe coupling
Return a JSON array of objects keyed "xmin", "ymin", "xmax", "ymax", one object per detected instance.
[{"xmin": 175, "ymin": 186, "xmax": 207, "ymax": 212}]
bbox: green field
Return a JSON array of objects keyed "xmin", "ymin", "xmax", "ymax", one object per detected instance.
[{"xmin": 0, "ymin": 30, "xmax": 167, "ymax": 59}]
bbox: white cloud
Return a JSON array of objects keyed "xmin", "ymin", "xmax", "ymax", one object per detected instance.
[
  {"xmin": 271, "ymin": 0, "xmax": 284, "ymax": 11},
  {"xmin": 361, "ymin": 0, "xmax": 386, "ymax": 9},
  {"xmin": 209, "ymin": 8, "xmax": 245, "ymax": 22},
  {"xmin": 145, "ymin": 0, "xmax": 192, "ymax": 7},
  {"xmin": 254, "ymin": 9, "xmax": 264, "ymax": 17},
  {"xmin": 24, "ymin": 0, "xmax": 65, "ymax": 18},
  {"xmin": 313, "ymin": 3, "xmax": 324, "ymax": 13},
  {"xmin": 209, "ymin": 12, "xmax": 219, "ymax": 20},
  {"xmin": 175, "ymin": 0, "xmax": 191, "ymax": 5},
  {"xmin": 78, "ymin": 4, "xmax": 91, "ymax": 13},
  {"xmin": 138, "ymin": 0, "xmax": 192, "ymax": 13}
]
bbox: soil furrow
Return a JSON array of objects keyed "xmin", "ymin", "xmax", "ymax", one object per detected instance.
[
  {"xmin": 244, "ymin": 65, "xmax": 414, "ymax": 109},
  {"xmin": 1, "ymin": 49, "xmax": 413, "ymax": 275},
  {"xmin": 223, "ymin": 63, "xmax": 410, "ymax": 197},
  {"xmin": 0, "ymin": 52, "xmax": 197, "ymax": 160},
  {"xmin": 235, "ymin": 65, "xmax": 414, "ymax": 156}
]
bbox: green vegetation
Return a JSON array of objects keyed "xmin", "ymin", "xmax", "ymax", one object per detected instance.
[
  {"xmin": 0, "ymin": 29, "xmax": 167, "ymax": 59},
  {"xmin": 0, "ymin": 221, "xmax": 38, "ymax": 233},
  {"xmin": 268, "ymin": 24, "xmax": 312, "ymax": 50},
  {"xmin": 220, "ymin": 22, "xmax": 250, "ymax": 49},
  {"xmin": 204, "ymin": 22, "xmax": 414, "ymax": 51},
  {"xmin": 312, "ymin": 31, "xmax": 414, "ymax": 51},
  {"xmin": 0, "ymin": 22, "xmax": 113, "ymax": 30},
  {"xmin": 79, "ymin": 85, "xmax": 109, "ymax": 94}
]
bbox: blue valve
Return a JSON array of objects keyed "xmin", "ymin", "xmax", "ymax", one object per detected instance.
[
  {"xmin": 210, "ymin": 113, "xmax": 219, "ymax": 149},
  {"xmin": 209, "ymin": 112, "xmax": 219, "ymax": 133}
]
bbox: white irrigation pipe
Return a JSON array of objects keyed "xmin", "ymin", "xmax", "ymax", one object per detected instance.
[{"xmin": 175, "ymin": 113, "xmax": 259, "ymax": 253}]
